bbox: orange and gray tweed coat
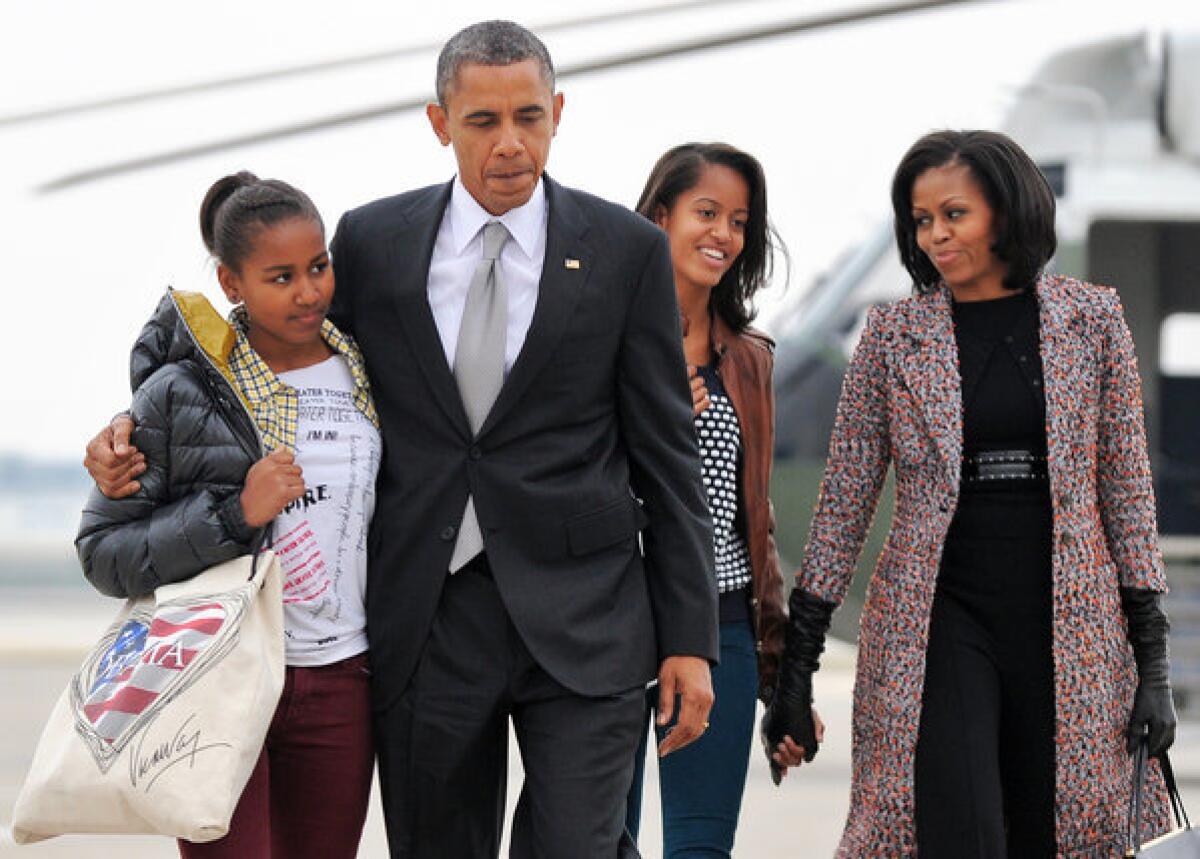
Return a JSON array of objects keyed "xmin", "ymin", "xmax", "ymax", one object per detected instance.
[{"xmin": 797, "ymin": 275, "xmax": 1170, "ymax": 857}]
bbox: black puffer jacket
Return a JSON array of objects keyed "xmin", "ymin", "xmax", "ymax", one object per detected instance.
[{"xmin": 76, "ymin": 290, "xmax": 264, "ymax": 598}]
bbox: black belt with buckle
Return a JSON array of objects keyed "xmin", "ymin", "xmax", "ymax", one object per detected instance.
[{"xmin": 961, "ymin": 449, "xmax": 1048, "ymax": 485}]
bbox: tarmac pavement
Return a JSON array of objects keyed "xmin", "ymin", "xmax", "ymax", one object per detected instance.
[{"xmin": 0, "ymin": 595, "xmax": 1195, "ymax": 857}]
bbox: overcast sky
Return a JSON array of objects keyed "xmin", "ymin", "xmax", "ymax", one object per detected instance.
[{"xmin": 4, "ymin": 0, "xmax": 1199, "ymax": 460}]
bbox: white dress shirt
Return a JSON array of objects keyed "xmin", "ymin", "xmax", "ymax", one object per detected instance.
[{"xmin": 427, "ymin": 176, "xmax": 548, "ymax": 372}]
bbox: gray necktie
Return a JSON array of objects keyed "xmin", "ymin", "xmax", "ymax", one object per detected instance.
[{"xmin": 449, "ymin": 220, "xmax": 510, "ymax": 572}]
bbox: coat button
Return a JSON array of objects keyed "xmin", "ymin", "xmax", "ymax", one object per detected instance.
[
  {"xmin": 440, "ymin": 525, "xmax": 457, "ymax": 541},
  {"xmin": 469, "ymin": 446, "xmax": 482, "ymax": 460}
]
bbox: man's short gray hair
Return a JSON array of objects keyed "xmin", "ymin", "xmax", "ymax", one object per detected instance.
[{"xmin": 436, "ymin": 20, "xmax": 555, "ymax": 105}]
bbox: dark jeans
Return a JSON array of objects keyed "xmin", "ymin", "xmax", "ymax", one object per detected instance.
[
  {"xmin": 627, "ymin": 620, "xmax": 758, "ymax": 858},
  {"xmin": 178, "ymin": 652, "xmax": 374, "ymax": 859}
]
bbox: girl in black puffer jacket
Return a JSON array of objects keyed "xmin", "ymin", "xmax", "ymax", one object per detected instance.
[{"xmin": 77, "ymin": 173, "xmax": 380, "ymax": 859}]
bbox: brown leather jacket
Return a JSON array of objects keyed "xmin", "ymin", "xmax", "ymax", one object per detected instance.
[{"xmin": 710, "ymin": 313, "xmax": 786, "ymax": 702}]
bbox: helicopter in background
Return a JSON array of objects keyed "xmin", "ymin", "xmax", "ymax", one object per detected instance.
[{"xmin": 5, "ymin": 3, "xmax": 1199, "ymax": 694}]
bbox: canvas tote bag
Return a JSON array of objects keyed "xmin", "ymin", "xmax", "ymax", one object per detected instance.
[
  {"xmin": 1127, "ymin": 738, "xmax": 1200, "ymax": 857},
  {"xmin": 11, "ymin": 548, "xmax": 284, "ymax": 844}
]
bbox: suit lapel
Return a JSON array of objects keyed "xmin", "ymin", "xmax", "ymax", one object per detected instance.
[
  {"xmin": 896, "ymin": 286, "xmax": 962, "ymax": 483},
  {"xmin": 478, "ymin": 177, "xmax": 591, "ymax": 438},
  {"xmin": 388, "ymin": 180, "xmax": 472, "ymax": 438}
]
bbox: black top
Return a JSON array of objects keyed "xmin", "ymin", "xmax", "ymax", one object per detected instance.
[
  {"xmin": 952, "ymin": 289, "xmax": 1046, "ymax": 456},
  {"xmin": 941, "ymin": 288, "xmax": 1053, "ymax": 624}
]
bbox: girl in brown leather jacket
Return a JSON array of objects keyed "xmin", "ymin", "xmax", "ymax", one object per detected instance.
[{"xmin": 625, "ymin": 142, "xmax": 795, "ymax": 857}]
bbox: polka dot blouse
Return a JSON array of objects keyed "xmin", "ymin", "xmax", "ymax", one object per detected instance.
[{"xmin": 695, "ymin": 364, "xmax": 752, "ymax": 593}]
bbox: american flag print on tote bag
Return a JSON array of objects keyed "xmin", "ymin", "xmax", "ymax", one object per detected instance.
[{"xmin": 69, "ymin": 592, "xmax": 247, "ymax": 774}]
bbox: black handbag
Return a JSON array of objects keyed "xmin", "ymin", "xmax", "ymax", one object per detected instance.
[{"xmin": 1127, "ymin": 740, "xmax": 1200, "ymax": 857}]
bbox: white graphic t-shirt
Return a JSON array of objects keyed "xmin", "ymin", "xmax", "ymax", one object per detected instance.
[{"xmin": 272, "ymin": 355, "xmax": 380, "ymax": 666}]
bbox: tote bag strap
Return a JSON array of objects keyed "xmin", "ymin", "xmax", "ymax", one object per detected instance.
[
  {"xmin": 1128, "ymin": 739, "xmax": 1149, "ymax": 856},
  {"xmin": 248, "ymin": 523, "xmax": 275, "ymax": 583},
  {"xmin": 1127, "ymin": 738, "xmax": 1192, "ymax": 856},
  {"xmin": 1160, "ymin": 750, "xmax": 1192, "ymax": 831}
]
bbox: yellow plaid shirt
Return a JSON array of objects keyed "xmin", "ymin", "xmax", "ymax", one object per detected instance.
[{"xmin": 227, "ymin": 306, "xmax": 379, "ymax": 453}]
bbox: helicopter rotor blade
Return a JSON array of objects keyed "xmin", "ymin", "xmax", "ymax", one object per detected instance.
[
  {"xmin": 37, "ymin": 0, "xmax": 991, "ymax": 193},
  {"xmin": 0, "ymin": 0, "xmax": 747, "ymax": 128}
]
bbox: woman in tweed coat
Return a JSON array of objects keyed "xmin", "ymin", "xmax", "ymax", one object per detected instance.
[{"xmin": 762, "ymin": 130, "xmax": 1176, "ymax": 857}]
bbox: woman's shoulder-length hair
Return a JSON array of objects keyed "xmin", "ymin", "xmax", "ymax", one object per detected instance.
[{"xmin": 890, "ymin": 129, "xmax": 1057, "ymax": 294}]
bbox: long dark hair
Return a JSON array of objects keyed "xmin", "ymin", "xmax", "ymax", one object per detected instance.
[
  {"xmin": 891, "ymin": 129, "xmax": 1056, "ymax": 293},
  {"xmin": 199, "ymin": 171, "xmax": 323, "ymax": 272},
  {"xmin": 636, "ymin": 142, "xmax": 786, "ymax": 332}
]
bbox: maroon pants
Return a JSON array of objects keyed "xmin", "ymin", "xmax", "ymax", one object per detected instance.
[{"xmin": 178, "ymin": 652, "xmax": 374, "ymax": 859}]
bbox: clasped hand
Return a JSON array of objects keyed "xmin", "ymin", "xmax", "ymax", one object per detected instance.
[{"xmin": 761, "ymin": 699, "xmax": 825, "ymax": 784}]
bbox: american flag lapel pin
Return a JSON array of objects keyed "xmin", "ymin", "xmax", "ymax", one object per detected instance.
[{"xmin": 564, "ymin": 258, "xmax": 580, "ymax": 270}]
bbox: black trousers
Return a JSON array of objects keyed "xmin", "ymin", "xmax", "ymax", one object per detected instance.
[
  {"xmin": 915, "ymin": 490, "xmax": 1056, "ymax": 858},
  {"xmin": 375, "ymin": 557, "xmax": 646, "ymax": 858}
]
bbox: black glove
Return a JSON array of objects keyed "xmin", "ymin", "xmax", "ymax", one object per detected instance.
[
  {"xmin": 1121, "ymin": 587, "xmax": 1177, "ymax": 759},
  {"xmin": 760, "ymin": 588, "xmax": 835, "ymax": 783}
]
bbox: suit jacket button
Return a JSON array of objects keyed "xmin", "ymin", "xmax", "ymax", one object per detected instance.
[
  {"xmin": 440, "ymin": 525, "xmax": 457, "ymax": 541},
  {"xmin": 469, "ymin": 446, "xmax": 482, "ymax": 460}
]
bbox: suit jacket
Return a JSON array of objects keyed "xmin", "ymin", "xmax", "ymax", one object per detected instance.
[
  {"xmin": 328, "ymin": 176, "xmax": 718, "ymax": 710},
  {"xmin": 796, "ymin": 275, "xmax": 1169, "ymax": 856}
]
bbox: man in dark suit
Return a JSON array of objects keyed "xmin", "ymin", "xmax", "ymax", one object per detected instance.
[
  {"xmin": 84, "ymin": 20, "xmax": 717, "ymax": 857},
  {"xmin": 339, "ymin": 20, "xmax": 717, "ymax": 857}
]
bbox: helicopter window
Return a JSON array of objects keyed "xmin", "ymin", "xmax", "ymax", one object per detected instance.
[
  {"xmin": 1037, "ymin": 162, "xmax": 1066, "ymax": 197},
  {"xmin": 1161, "ymin": 313, "xmax": 1200, "ymax": 377}
]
